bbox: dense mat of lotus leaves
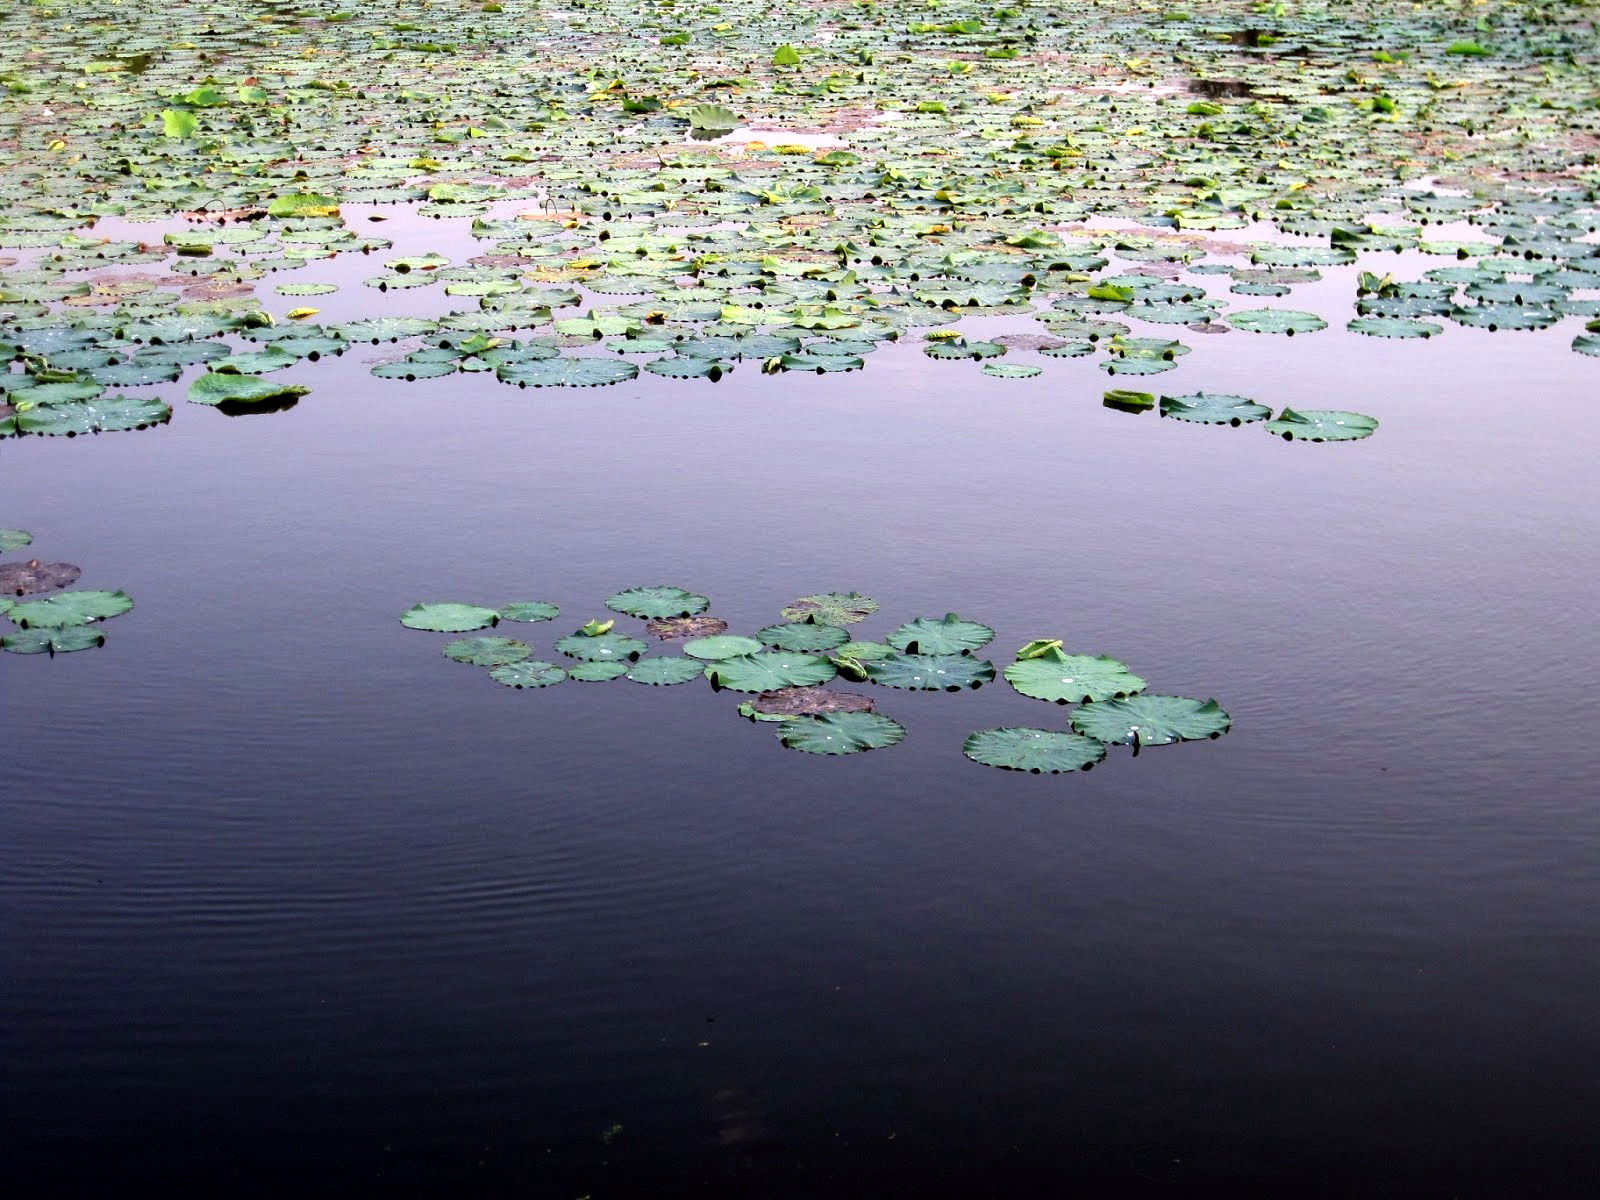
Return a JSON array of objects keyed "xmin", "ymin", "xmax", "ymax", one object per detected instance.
[
  {"xmin": 0, "ymin": 527, "xmax": 134, "ymax": 655},
  {"xmin": 1, "ymin": 0, "xmax": 1597, "ymax": 438},
  {"xmin": 398, "ymin": 588, "xmax": 1231, "ymax": 769}
]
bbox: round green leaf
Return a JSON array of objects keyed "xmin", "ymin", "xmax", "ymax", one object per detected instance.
[
  {"xmin": 442, "ymin": 636, "xmax": 532, "ymax": 666},
  {"xmin": 626, "ymin": 656, "xmax": 705, "ymax": 685},
  {"xmin": 400, "ymin": 602, "xmax": 499, "ymax": 632},
  {"xmin": 865, "ymin": 653, "xmax": 995, "ymax": 691},
  {"xmin": 1264, "ymin": 408, "xmax": 1378, "ymax": 442},
  {"xmin": 1070, "ymin": 695, "xmax": 1232, "ymax": 746},
  {"xmin": 704, "ymin": 652, "xmax": 838, "ymax": 692},
  {"xmin": 683, "ymin": 634, "xmax": 764, "ymax": 660},
  {"xmin": 1004, "ymin": 648, "xmax": 1147, "ymax": 704},
  {"xmin": 886, "ymin": 613, "xmax": 994, "ymax": 655},
  {"xmin": 7, "ymin": 589, "xmax": 133, "ymax": 629},
  {"xmin": 962, "ymin": 727, "xmax": 1107, "ymax": 773},
  {"xmin": 489, "ymin": 660, "xmax": 567, "ymax": 688},
  {"xmin": 555, "ymin": 631, "xmax": 647, "ymax": 661},
  {"xmin": 776, "ymin": 712, "xmax": 906, "ymax": 755},
  {"xmin": 606, "ymin": 586, "xmax": 709, "ymax": 619}
]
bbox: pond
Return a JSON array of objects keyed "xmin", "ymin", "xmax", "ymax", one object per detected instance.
[{"xmin": 4, "ymin": 1, "xmax": 1599, "ymax": 1195}]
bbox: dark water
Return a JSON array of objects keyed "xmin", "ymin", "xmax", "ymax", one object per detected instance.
[{"xmin": 4, "ymin": 224, "xmax": 1600, "ymax": 1196}]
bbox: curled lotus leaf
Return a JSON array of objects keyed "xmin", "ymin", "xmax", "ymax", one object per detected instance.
[
  {"xmin": 498, "ymin": 601, "xmax": 559, "ymax": 623},
  {"xmin": 555, "ymin": 631, "xmax": 647, "ymax": 661},
  {"xmin": 704, "ymin": 652, "xmax": 838, "ymax": 692},
  {"xmin": 606, "ymin": 586, "xmax": 709, "ymax": 619},
  {"xmin": 0, "ymin": 559, "xmax": 82, "ymax": 596},
  {"xmin": 1070, "ymin": 695, "xmax": 1232, "ymax": 747},
  {"xmin": 7, "ymin": 589, "xmax": 133, "ymax": 629},
  {"xmin": 625, "ymin": 656, "xmax": 706, "ymax": 685},
  {"xmin": 1004, "ymin": 647, "xmax": 1147, "ymax": 704},
  {"xmin": 489, "ymin": 660, "xmax": 567, "ymax": 689},
  {"xmin": 776, "ymin": 711, "xmax": 906, "ymax": 755},
  {"xmin": 2, "ymin": 626, "xmax": 107, "ymax": 655},
  {"xmin": 400, "ymin": 602, "xmax": 499, "ymax": 632},
  {"xmin": 1264, "ymin": 408, "xmax": 1378, "ymax": 442},
  {"xmin": 865, "ymin": 653, "xmax": 996, "ymax": 691},
  {"xmin": 1160, "ymin": 391, "xmax": 1271, "ymax": 425},
  {"xmin": 189, "ymin": 373, "xmax": 309, "ymax": 406},
  {"xmin": 743, "ymin": 686, "xmax": 876, "ymax": 719},
  {"xmin": 781, "ymin": 591, "xmax": 878, "ymax": 625},
  {"xmin": 442, "ymin": 636, "xmax": 533, "ymax": 666},
  {"xmin": 682, "ymin": 634, "xmax": 765, "ymax": 660},
  {"xmin": 886, "ymin": 613, "xmax": 995, "ymax": 656},
  {"xmin": 758, "ymin": 621, "xmax": 849, "ymax": 652},
  {"xmin": 569, "ymin": 660, "xmax": 629, "ymax": 681},
  {"xmin": 647, "ymin": 615, "xmax": 729, "ymax": 640},
  {"xmin": 962, "ymin": 728, "xmax": 1108, "ymax": 774},
  {"xmin": 1226, "ymin": 309, "xmax": 1328, "ymax": 335}
]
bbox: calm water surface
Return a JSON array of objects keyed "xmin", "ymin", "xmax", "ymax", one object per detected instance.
[{"xmin": 4, "ymin": 214, "xmax": 1599, "ymax": 1197}]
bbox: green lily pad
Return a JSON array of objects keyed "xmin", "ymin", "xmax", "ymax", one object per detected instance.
[
  {"xmin": 865, "ymin": 653, "xmax": 995, "ymax": 691},
  {"xmin": 1070, "ymin": 695, "xmax": 1232, "ymax": 747},
  {"xmin": 569, "ymin": 660, "xmax": 629, "ymax": 681},
  {"xmin": 776, "ymin": 711, "xmax": 905, "ymax": 755},
  {"xmin": 625, "ymin": 656, "xmax": 706, "ymax": 685},
  {"xmin": 962, "ymin": 727, "xmax": 1108, "ymax": 773},
  {"xmin": 1, "ymin": 626, "xmax": 108, "ymax": 655},
  {"xmin": 555, "ymin": 630, "xmax": 647, "ymax": 661},
  {"xmin": 1264, "ymin": 408, "xmax": 1379, "ymax": 442},
  {"xmin": 758, "ymin": 621, "xmax": 850, "ymax": 652},
  {"xmin": 498, "ymin": 357, "xmax": 639, "ymax": 387},
  {"xmin": 1227, "ymin": 309, "xmax": 1328, "ymax": 335},
  {"xmin": 489, "ymin": 660, "xmax": 567, "ymax": 688},
  {"xmin": 442, "ymin": 636, "xmax": 533, "ymax": 666},
  {"xmin": 400, "ymin": 602, "xmax": 499, "ymax": 632},
  {"xmin": 606, "ymin": 586, "xmax": 710, "ymax": 619},
  {"xmin": 0, "ymin": 530, "xmax": 33, "ymax": 553},
  {"xmin": 704, "ymin": 652, "xmax": 838, "ymax": 692},
  {"xmin": 1160, "ymin": 391, "xmax": 1271, "ymax": 425},
  {"xmin": 1004, "ymin": 647, "xmax": 1147, "ymax": 704},
  {"xmin": 885, "ymin": 613, "xmax": 994, "ymax": 655},
  {"xmin": 7, "ymin": 589, "xmax": 133, "ymax": 629},
  {"xmin": 188, "ymin": 373, "xmax": 310, "ymax": 406},
  {"xmin": 498, "ymin": 601, "xmax": 560, "ymax": 623},
  {"xmin": 683, "ymin": 634, "xmax": 765, "ymax": 660}
]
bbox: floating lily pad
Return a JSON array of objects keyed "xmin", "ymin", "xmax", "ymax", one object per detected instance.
[
  {"xmin": 962, "ymin": 728, "xmax": 1107, "ymax": 773},
  {"xmin": 776, "ymin": 712, "xmax": 905, "ymax": 755},
  {"xmin": 442, "ymin": 636, "xmax": 533, "ymax": 666},
  {"xmin": 189, "ymin": 373, "xmax": 309, "ymax": 406},
  {"xmin": 626, "ymin": 656, "xmax": 706, "ymax": 685},
  {"xmin": 569, "ymin": 660, "xmax": 629, "ymax": 681},
  {"xmin": 1, "ymin": 626, "xmax": 107, "ymax": 655},
  {"xmin": 1070, "ymin": 695, "xmax": 1232, "ymax": 747},
  {"xmin": 0, "ymin": 560, "xmax": 82, "ymax": 596},
  {"xmin": 743, "ymin": 686, "xmax": 876, "ymax": 719},
  {"xmin": 498, "ymin": 601, "xmax": 560, "ymax": 623},
  {"xmin": 499, "ymin": 357, "xmax": 638, "ymax": 387},
  {"xmin": 400, "ymin": 602, "xmax": 499, "ymax": 632},
  {"xmin": 1264, "ymin": 408, "xmax": 1379, "ymax": 442},
  {"xmin": 7, "ymin": 589, "xmax": 133, "ymax": 629},
  {"xmin": 555, "ymin": 630, "xmax": 647, "ymax": 661},
  {"xmin": 1160, "ymin": 391, "xmax": 1271, "ymax": 426},
  {"xmin": 647, "ymin": 615, "xmax": 730, "ymax": 640},
  {"xmin": 0, "ymin": 530, "xmax": 33, "ymax": 553},
  {"xmin": 865, "ymin": 652, "xmax": 995, "ymax": 691},
  {"xmin": 683, "ymin": 634, "xmax": 765, "ymax": 660},
  {"xmin": 781, "ymin": 591, "xmax": 878, "ymax": 625},
  {"xmin": 489, "ymin": 660, "xmax": 567, "ymax": 688},
  {"xmin": 607, "ymin": 586, "xmax": 710, "ymax": 619},
  {"xmin": 1226, "ymin": 309, "xmax": 1328, "ymax": 335},
  {"xmin": 1004, "ymin": 648, "xmax": 1147, "ymax": 704},
  {"xmin": 886, "ymin": 613, "xmax": 994, "ymax": 655},
  {"xmin": 705, "ymin": 652, "xmax": 838, "ymax": 692},
  {"xmin": 758, "ymin": 621, "xmax": 850, "ymax": 652}
]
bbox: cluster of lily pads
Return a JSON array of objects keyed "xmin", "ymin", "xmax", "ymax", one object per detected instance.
[
  {"xmin": 399, "ymin": 586, "xmax": 1230, "ymax": 771},
  {"xmin": 1, "ymin": 0, "xmax": 1597, "ymax": 438},
  {"xmin": 0, "ymin": 527, "xmax": 134, "ymax": 655}
]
